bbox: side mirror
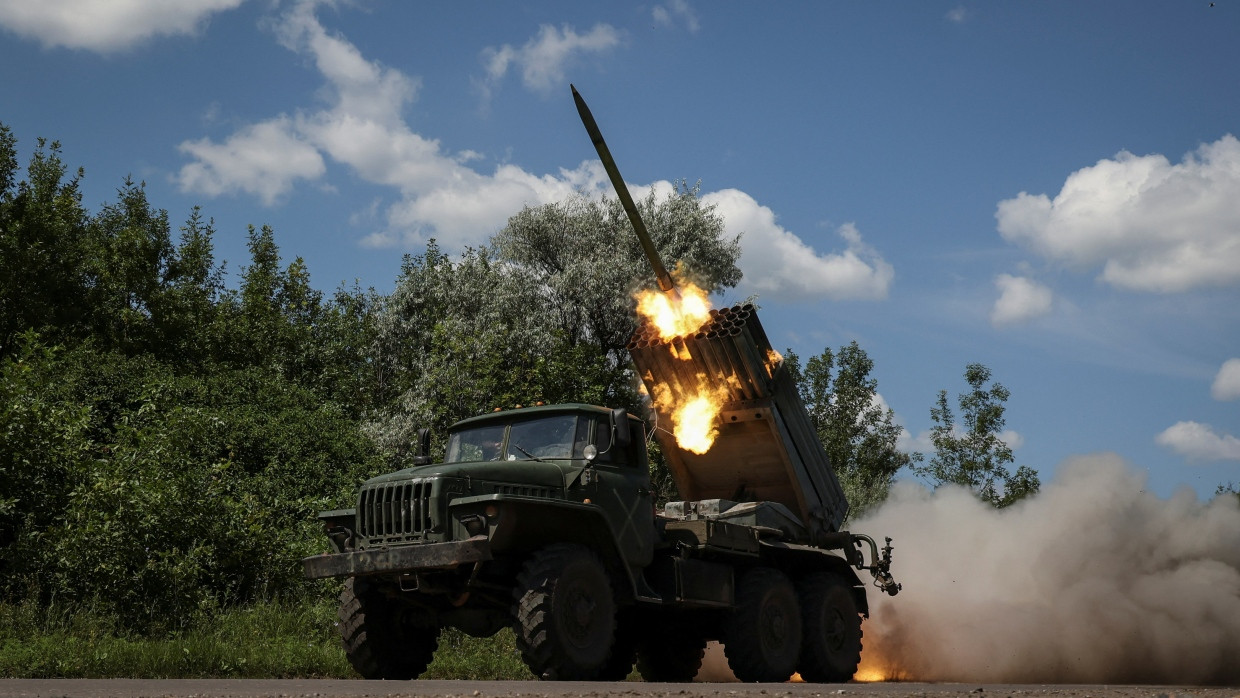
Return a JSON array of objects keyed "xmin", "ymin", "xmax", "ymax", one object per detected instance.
[
  {"xmin": 611, "ymin": 407, "xmax": 631, "ymax": 449},
  {"xmin": 412, "ymin": 428, "xmax": 432, "ymax": 465}
]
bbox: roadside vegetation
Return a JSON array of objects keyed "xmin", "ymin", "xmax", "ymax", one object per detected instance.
[{"xmin": 1, "ymin": 123, "xmax": 1044, "ymax": 678}]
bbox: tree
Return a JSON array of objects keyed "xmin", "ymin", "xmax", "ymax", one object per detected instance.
[
  {"xmin": 915, "ymin": 363, "xmax": 1039, "ymax": 507},
  {"xmin": 370, "ymin": 185, "xmax": 743, "ymax": 466},
  {"xmin": 0, "ymin": 129, "xmax": 92, "ymax": 353},
  {"xmin": 787, "ymin": 342, "xmax": 919, "ymax": 518},
  {"xmin": 492, "ymin": 183, "xmax": 742, "ymax": 380}
]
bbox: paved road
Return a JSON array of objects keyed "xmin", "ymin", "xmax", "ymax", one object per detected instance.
[{"xmin": 0, "ymin": 680, "xmax": 1233, "ymax": 698}]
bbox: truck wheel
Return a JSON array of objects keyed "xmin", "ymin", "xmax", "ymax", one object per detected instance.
[
  {"xmin": 338, "ymin": 577, "xmax": 439, "ymax": 679},
  {"xmin": 636, "ymin": 626, "xmax": 705, "ymax": 682},
  {"xmin": 513, "ymin": 544, "xmax": 616, "ymax": 680},
  {"xmin": 724, "ymin": 568, "xmax": 802, "ymax": 682},
  {"xmin": 796, "ymin": 573, "xmax": 862, "ymax": 682}
]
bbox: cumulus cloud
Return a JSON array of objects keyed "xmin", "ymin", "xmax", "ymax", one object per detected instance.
[
  {"xmin": 177, "ymin": 1, "xmax": 891, "ymax": 288},
  {"xmin": 481, "ymin": 23, "xmax": 621, "ymax": 97},
  {"xmin": 176, "ymin": 1, "xmax": 616, "ymax": 247},
  {"xmin": 703, "ymin": 189, "xmax": 893, "ymax": 301},
  {"xmin": 176, "ymin": 118, "xmax": 325, "ymax": 206},
  {"xmin": 1212, "ymin": 358, "xmax": 1240, "ymax": 401},
  {"xmin": 945, "ymin": 6, "xmax": 969, "ymax": 23},
  {"xmin": 990, "ymin": 273, "xmax": 1052, "ymax": 327},
  {"xmin": 0, "ymin": 0, "xmax": 243, "ymax": 52},
  {"xmin": 652, "ymin": 0, "xmax": 700, "ymax": 33},
  {"xmin": 996, "ymin": 135, "xmax": 1240, "ymax": 293},
  {"xmin": 1156, "ymin": 421, "xmax": 1240, "ymax": 462}
]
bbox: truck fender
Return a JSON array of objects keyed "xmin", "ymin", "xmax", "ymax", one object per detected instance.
[{"xmin": 447, "ymin": 495, "xmax": 638, "ymax": 602}]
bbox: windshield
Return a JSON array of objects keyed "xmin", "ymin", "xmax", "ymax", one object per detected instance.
[{"xmin": 445, "ymin": 414, "xmax": 586, "ymax": 463}]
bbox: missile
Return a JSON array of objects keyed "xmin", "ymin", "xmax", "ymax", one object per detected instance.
[{"xmin": 572, "ymin": 84, "xmax": 678, "ymax": 296}]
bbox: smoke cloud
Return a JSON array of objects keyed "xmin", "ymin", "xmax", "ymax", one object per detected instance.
[{"xmin": 855, "ymin": 453, "xmax": 1240, "ymax": 684}]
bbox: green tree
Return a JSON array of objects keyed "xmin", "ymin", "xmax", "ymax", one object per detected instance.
[
  {"xmin": 915, "ymin": 362, "xmax": 1040, "ymax": 507},
  {"xmin": 0, "ymin": 129, "xmax": 92, "ymax": 352},
  {"xmin": 492, "ymin": 184, "xmax": 741, "ymax": 379},
  {"xmin": 786, "ymin": 342, "xmax": 919, "ymax": 518},
  {"xmin": 369, "ymin": 242, "xmax": 616, "ymax": 464}
]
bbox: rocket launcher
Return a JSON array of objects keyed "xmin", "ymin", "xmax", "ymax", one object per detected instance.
[
  {"xmin": 571, "ymin": 84, "xmax": 855, "ymax": 541},
  {"xmin": 573, "ymin": 85, "xmax": 899, "ymax": 593}
]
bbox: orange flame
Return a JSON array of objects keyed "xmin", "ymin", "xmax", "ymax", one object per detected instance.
[
  {"xmin": 853, "ymin": 647, "xmax": 903, "ymax": 682},
  {"xmin": 634, "ymin": 281, "xmax": 712, "ymax": 341},
  {"xmin": 670, "ymin": 390, "xmax": 725, "ymax": 454}
]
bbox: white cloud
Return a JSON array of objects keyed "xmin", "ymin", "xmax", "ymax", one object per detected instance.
[
  {"xmin": 177, "ymin": 0, "xmax": 880, "ymax": 280},
  {"xmin": 653, "ymin": 0, "xmax": 700, "ymax": 33},
  {"xmin": 177, "ymin": 1, "xmax": 613, "ymax": 247},
  {"xmin": 176, "ymin": 118, "xmax": 325, "ymax": 206},
  {"xmin": 1156, "ymin": 421, "xmax": 1240, "ymax": 462},
  {"xmin": 481, "ymin": 23, "xmax": 621, "ymax": 97},
  {"xmin": 995, "ymin": 135, "xmax": 1240, "ymax": 293},
  {"xmin": 1212, "ymin": 358, "xmax": 1240, "ymax": 401},
  {"xmin": 0, "ymin": 0, "xmax": 243, "ymax": 52},
  {"xmin": 945, "ymin": 6, "xmax": 969, "ymax": 23},
  {"xmin": 991, "ymin": 273, "xmax": 1053, "ymax": 327},
  {"xmin": 704, "ymin": 189, "xmax": 893, "ymax": 302}
]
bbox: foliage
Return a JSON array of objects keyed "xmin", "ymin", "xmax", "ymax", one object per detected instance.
[
  {"xmin": 915, "ymin": 363, "xmax": 1040, "ymax": 507},
  {"xmin": 370, "ymin": 185, "xmax": 742, "ymax": 469},
  {"xmin": 0, "ymin": 124, "xmax": 384, "ymax": 633},
  {"xmin": 493, "ymin": 184, "xmax": 741, "ymax": 371},
  {"xmin": 786, "ymin": 342, "xmax": 920, "ymax": 518}
]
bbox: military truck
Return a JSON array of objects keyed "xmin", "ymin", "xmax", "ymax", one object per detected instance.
[{"xmin": 301, "ymin": 87, "xmax": 900, "ymax": 683}]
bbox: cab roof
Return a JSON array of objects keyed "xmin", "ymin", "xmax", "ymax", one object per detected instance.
[{"xmin": 449, "ymin": 403, "xmax": 616, "ymax": 431}]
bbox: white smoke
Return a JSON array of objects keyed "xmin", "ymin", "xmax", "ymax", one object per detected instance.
[{"xmin": 856, "ymin": 453, "xmax": 1240, "ymax": 684}]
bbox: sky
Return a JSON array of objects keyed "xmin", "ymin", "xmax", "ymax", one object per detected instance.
[{"xmin": 2, "ymin": 0, "xmax": 1238, "ymax": 499}]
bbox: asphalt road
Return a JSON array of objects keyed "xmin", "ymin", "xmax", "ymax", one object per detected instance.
[{"xmin": 0, "ymin": 680, "xmax": 1233, "ymax": 698}]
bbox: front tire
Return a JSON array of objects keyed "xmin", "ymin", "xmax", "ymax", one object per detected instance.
[
  {"xmin": 513, "ymin": 544, "xmax": 617, "ymax": 680},
  {"xmin": 723, "ymin": 568, "xmax": 802, "ymax": 682},
  {"xmin": 796, "ymin": 573, "xmax": 863, "ymax": 682},
  {"xmin": 338, "ymin": 577, "xmax": 439, "ymax": 679}
]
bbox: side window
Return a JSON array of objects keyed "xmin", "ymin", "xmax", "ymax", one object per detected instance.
[
  {"xmin": 593, "ymin": 417, "xmax": 614, "ymax": 463},
  {"xmin": 572, "ymin": 417, "xmax": 590, "ymax": 459}
]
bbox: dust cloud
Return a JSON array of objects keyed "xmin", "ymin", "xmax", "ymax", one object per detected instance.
[{"xmin": 855, "ymin": 453, "xmax": 1240, "ymax": 685}]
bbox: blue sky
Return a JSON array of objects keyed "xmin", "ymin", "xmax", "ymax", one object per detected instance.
[{"xmin": 3, "ymin": 0, "xmax": 1238, "ymax": 498}]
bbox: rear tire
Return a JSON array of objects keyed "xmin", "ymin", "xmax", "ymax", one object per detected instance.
[
  {"xmin": 513, "ymin": 544, "xmax": 616, "ymax": 680},
  {"xmin": 796, "ymin": 573, "xmax": 863, "ymax": 682},
  {"xmin": 338, "ymin": 577, "xmax": 439, "ymax": 680},
  {"xmin": 723, "ymin": 568, "xmax": 801, "ymax": 682}
]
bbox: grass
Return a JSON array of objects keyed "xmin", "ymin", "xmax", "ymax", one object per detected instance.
[{"xmin": 0, "ymin": 598, "xmax": 533, "ymax": 679}]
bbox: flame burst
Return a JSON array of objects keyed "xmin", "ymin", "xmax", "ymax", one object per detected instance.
[
  {"xmin": 634, "ymin": 281, "xmax": 712, "ymax": 341},
  {"xmin": 633, "ymin": 273, "xmax": 726, "ymax": 453},
  {"xmin": 670, "ymin": 390, "xmax": 725, "ymax": 454}
]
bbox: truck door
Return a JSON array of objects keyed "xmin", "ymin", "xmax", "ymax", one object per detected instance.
[{"xmin": 589, "ymin": 416, "xmax": 654, "ymax": 567}]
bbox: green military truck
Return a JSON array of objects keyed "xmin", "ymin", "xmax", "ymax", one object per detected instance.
[
  {"xmin": 303, "ymin": 395, "xmax": 898, "ymax": 683},
  {"xmin": 300, "ymin": 86, "xmax": 901, "ymax": 682}
]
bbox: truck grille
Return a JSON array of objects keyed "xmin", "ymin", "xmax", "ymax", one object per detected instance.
[
  {"xmin": 358, "ymin": 480, "xmax": 433, "ymax": 539},
  {"xmin": 495, "ymin": 484, "xmax": 555, "ymax": 498}
]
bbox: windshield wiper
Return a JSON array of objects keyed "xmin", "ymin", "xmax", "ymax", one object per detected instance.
[{"xmin": 510, "ymin": 443, "xmax": 544, "ymax": 462}]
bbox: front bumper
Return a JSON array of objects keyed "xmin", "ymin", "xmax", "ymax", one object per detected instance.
[{"xmin": 301, "ymin": 535, "xmax": 492, "ymax": 579}]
